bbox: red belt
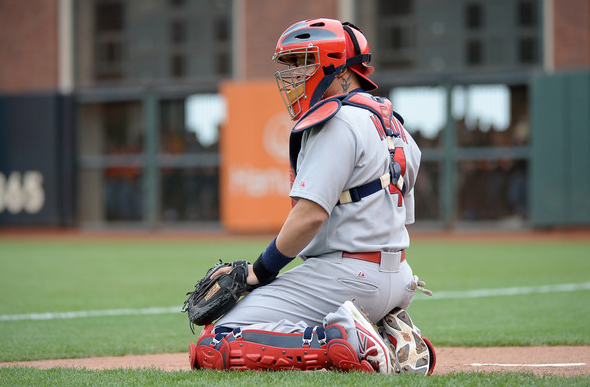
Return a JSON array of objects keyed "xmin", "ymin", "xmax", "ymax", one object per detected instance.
[{"xmin": 342, "ymin": 250, "xmax": 405, "ymax": 264}]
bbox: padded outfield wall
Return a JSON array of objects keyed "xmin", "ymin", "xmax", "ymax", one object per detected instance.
[
  {"xmin": 0, "ymin": 93, "xmax": 76, "ymax": 226},
  {"xmin": 530, "ymin": 71, "xmax": 590, "ymax": 228}
]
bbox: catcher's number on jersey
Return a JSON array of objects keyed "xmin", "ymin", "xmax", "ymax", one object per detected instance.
[{"xmin": 389, "ymin": 147, "xmax": 406, "ymax": 207}]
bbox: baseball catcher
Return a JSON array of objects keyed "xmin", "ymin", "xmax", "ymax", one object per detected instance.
[{"xmin": 183, "ymin": 18, "xmax": 435, "ymax": 375}]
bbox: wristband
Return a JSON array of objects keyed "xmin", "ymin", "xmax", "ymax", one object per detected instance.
[
  {"xmin": 252, "ymin": 255, "xmax": 277, "ymax": 286},
  {"xmin": 253, "ymin": 238, "xmax": 295, "ymax": 285}
]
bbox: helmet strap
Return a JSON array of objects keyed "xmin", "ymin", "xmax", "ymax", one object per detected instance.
[{"xmin": 310, "ymin": 64, "xmax": 345, "ymax": 108}]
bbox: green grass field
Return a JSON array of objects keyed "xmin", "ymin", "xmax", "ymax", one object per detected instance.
[{"xmin": 0, "ymin": 235, "xmax": 589, "ymax": 386}]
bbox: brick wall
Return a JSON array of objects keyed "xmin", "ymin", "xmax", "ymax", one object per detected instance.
[
  {"xmin": 243, "ymin": 0, "xmax": 339, "ymax": 79},
  {"xmin": 553, "ymin": 0, "xmax": 590, "ymax": 69},
  {"xmin": 0, "ymin": 0, "xmax": 59, "ymax": 93}
]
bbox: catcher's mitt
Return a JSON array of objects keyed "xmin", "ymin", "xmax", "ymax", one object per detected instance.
[{"xmin": 182, "ymin": 260, "xmax": 253, "ymax": 332}]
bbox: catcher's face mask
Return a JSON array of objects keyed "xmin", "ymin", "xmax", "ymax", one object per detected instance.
[{"xmin": 274, "ymin": 48, "xmax": 320, "ymax": 120}]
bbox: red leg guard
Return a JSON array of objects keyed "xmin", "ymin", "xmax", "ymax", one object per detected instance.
[
  {"xmin": 324, "ymin": 324, "xmax": 374, "ymax": 373},
  {"xmin": 192, "ymin": 326, "xmax": 333, "ymax": 371},
  {"xmin": 326, "ymin": 338, "xmax": 374, "ymax": 372},
  {"xmin": 189, "ymin": 323, "xmax": 215, "ymax": 370},
  {"xmin": 188, "ymin": 342, "xmax": 197, "ymax": 370},
  {"xmin": 226, "ymin": 337, "xmax": 331, "ymax": 370},
  {"xmin": 423, "ymin": 337, "xmax": 436, "ymax": 376},
  {"xmin": 189, "ymin": 323, "xmax": 230, "ymax": 370},
  {"xmin": 189, "ymin": 324, "xmax": 376, "ymax": 373},
  {"xmin": 196, "ymin": 340, "xmax": 229, "ymax": 370}
]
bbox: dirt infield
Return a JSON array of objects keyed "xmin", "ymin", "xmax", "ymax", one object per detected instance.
[{"xmin": 2, "ymin": 346, "xmax": 589, "ymax": 376}]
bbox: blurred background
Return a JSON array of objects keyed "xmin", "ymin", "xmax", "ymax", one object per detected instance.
[{"xmin": 0, "ymin": 0, "xmax": 588, "ymax": 232}]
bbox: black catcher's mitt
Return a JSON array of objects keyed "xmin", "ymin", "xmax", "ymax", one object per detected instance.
[{"xmin": 182, "ymin": 260, "xmax": 253, "ymax": 332}]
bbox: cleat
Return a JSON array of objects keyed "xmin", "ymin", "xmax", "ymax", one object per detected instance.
[
  {"xmin": 381, "ymin": 307, "xmax": 431, "ymax": 375},
  {"xmin": 341, "ymin": 300, "xmax": 395, "ymax": 374},
  {"xmin": 423, "ymin": 337, "xmax": 437, "ymax": 375}
]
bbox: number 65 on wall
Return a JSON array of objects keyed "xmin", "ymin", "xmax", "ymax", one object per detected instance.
[{"xmin": 0, "ymin": 171, "xmax": 45, "ymax": 215}]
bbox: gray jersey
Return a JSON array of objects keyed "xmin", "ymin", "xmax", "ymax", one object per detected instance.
[{"xmin": 289, "ymin": 96, "xmax": 421, "ymax": 258}]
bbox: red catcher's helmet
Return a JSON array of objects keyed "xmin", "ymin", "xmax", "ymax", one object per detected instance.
[{"xmin": 273, "ymin": 18, "xmax": 377, "ymax": 120}]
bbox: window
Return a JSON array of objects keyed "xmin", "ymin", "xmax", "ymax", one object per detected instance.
[
  {"xmin": 466, "ymin": 40, "xmax": 483, "ymax": 65},
  {"xmin": 392, "ymin": 26, "xmax": 413, "ymax": 50},
  {"xmin": 379, "ymin": 0, "xmax": 413, "ymax": 16},
  {"xmin": 171, "ymin": 54, "xmax": 186, "ymax": 78},
  {"xmin": 96, "ymin": 41, "xmax": 124, "ymax": 64},
  {"xmin": 215, "ymin": 52, "xmax": 230, "ymax": 76},
  {"xmin": 215, "ymin": 17, "xmax": 229, "ymax": 42},
  {"xmin": 377, "ymin": 23, "xmax": 415, "ymax": 69},
  {"xmin": 94, "ymin": 1, "xmax": 125, "ymax": 81},
  {"xmin": 379, "ymin": 24, "xmax": 415, "ymax": 50},
  {"xmin": 518, "ymin": 1, "xmax": 537, "ymax": 27},
  {"xmin": 170, "ymin": 20, "xmax": 187, "ymax": 44},
  {"xmin": 96, "ymin": 2, "xmax": 124, "ymax": 32},
  {"xmin": 518, "ymin": 37, "xmax": 537, "ymax": 63},
  {"xmin": 465, "ymin": 3, "xmax": 483, "ymax": 30}
]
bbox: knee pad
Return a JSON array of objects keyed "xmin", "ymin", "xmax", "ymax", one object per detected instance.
[
  {"xmin": 189, "ymin": 323, "xmax": 214, "ymax": 369},
  {"xmin": 190, "ymin": 324, "xmax": 231, "ymax": 370},
  {"xmin": 325, "ymin": 324, "xmax": 374, "ymax": 373}
]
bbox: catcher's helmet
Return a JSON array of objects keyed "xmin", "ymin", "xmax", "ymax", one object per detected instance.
[{"xmin": 273, "ymin": 18, "xmax": 377, "ymax": 120}]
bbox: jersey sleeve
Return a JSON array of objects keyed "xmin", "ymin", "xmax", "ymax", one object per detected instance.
[
  {"xmin": 404, "ymin": 188, "xmax": 415, "ymax": 225},
  {"xmin": 289, "ymin": 117, "xmax": 360, "ymax": 215}
]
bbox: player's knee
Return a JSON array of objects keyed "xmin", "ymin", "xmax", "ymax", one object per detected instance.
[{"xmin": 195, "ymin": 341, "xmax": 228, "ymax": 370}]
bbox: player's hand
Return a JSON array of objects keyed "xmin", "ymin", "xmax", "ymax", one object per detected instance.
[
  {"xmin": 211, "ymin": 263, "xmax": 260, "ymax": 286},
  {"xmin": 246, "ymin": 264, "xmax": 260, "ymax": 286}
]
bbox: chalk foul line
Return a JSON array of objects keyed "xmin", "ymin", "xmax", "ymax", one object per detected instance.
[
  {"xmin": 0, "ymin": 307, "xmax": 180, "ymax": 322},
  {"xmin": 1, "ymin": 282, "xmax": 589, "ymax": 322},
  {"xmin": 415, "ymin": 282, "xmax": 590, "ymax": 300},
  {"xmin": 470, "ymin": 363, "xmax": 586, "ymax": 367}
]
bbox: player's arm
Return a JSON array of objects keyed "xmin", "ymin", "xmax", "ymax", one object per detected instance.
[
  {"xmin": 212, "ymin": 198, "xmax": 327, "ymax": 286},
  {"xmin": 249, "ymin": 198, "xmax": 327, "ymax": 286},
  {"xmin": 275, "ymin": 198, "xmax": 328, "ymax": 257}
]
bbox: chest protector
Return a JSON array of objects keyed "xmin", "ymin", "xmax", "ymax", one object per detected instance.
[{"xmin": 289, "ymin": 92, "xmax": 407, "ymax": 205}]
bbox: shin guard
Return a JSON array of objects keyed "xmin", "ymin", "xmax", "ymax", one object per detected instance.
[
  {"xmin": 192, "ymin": 326, "xmax": 333, "ymax": 371},
  {"xmin": 189, "ymin": 324, "xmax": 374, "ymax": 372}
]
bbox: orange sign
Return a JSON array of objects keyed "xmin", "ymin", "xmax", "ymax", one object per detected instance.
[{"xmin": 220, "ymin": 80, "xmax": 293, "ymax": 232}]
